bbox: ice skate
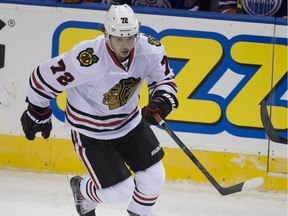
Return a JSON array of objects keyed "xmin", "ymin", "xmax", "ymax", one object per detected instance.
[
  {"xmin": 69, "ymin": 175, "xmax": 97, "ymax": 216},
  {"xmin": 127, "ymin": 210, "xmax": 158, "ymax": 216},
  {"xmin": 127, "ymin": 210, "xmax": 139, "ymax": 216}
]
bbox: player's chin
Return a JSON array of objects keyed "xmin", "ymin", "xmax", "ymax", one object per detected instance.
[{"xmin": 121, "ymin": 50, "xmax": 130, "ymax": 56}]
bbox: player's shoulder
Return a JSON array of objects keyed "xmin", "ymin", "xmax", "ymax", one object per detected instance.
[
  {"xmin": 137, "ymin": 33, "xmax": 165, "ymax": 54},
  {"xmin": 68, "ymin": 35, "xmax": 105, "ymax": 74}
]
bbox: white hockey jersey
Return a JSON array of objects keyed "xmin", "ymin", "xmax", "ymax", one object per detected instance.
[{"xmin": 27, "ymin": 33, "xmax": 177, "ymax": 140}]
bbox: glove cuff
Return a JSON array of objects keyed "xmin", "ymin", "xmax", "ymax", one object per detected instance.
[
  {"xmin": 27, "ymin": 103, "xmax": 52, "ymax": 123},
  {"xmin": 152, "ymin": 91, "xmax": 178, "ymax": 111}
]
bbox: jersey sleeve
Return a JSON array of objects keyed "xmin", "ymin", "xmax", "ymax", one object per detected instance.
[
  {"xmin": 26, "ymin": 39, "xmax": 101, "ymax": 108},
  {"xmin": 143, "ymin": 35, "xmax": 178, "ymax": 107}
]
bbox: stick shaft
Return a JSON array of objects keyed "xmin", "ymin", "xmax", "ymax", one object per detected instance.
[
  {"xmin": 153, "ymin": 114, "xmax": 228, "ymax": 193},
  {"xmin": 153, "ymin": 114, "xmax": 270, "ymax": 195}
]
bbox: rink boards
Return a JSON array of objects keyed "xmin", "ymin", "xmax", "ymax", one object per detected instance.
[{"xmin": 0, "ymin": 1, "xmax": 287, "ymax": 192}]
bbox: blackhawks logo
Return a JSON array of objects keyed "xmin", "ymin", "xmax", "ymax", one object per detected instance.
[
  {"xmin": 77, "ymin": 48, "xmax": 99, "ymax": 67},
  {"xmin": 144, "ymin": 34, "xmax": 161, "ymax": 47},
  {"xmin": 102, "ymin": 77, "xmax": 141, "ymax": 110}
]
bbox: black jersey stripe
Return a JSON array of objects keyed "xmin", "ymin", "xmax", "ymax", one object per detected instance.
[
  {"xmin": 148, "ymin": 80, "xmax": 177, "ymax": 92},
  {"xmin": 65, "ymin": 110, "xmax": 139, "ymax": 133},
  {"xmin": 147, "ymin": 76, "xmax": 176, "ymax": 87},
  {"xmin": 36, "ymin": 66, "xmax": 62, "ymax": 94},
  {"xmin": 67, "ymin": 100, "xmax": 131, "ymax": 120},
  {"xmin": 29, "ymin": 78, "xmax": 53, "ymax": 100}
]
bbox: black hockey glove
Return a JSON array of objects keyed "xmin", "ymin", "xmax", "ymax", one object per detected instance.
[
  {"xmin": 142, "ymin": 91, "xmax": 178, "ymax": 125},
  {"xmin": 20, "ymin": 103, "xmax": 52, "ymax": 140}
]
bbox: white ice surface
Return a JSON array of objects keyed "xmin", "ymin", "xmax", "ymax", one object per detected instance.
[{"xmin": 0, "ymin": 170, "xmax": 287, "ymax": 216}]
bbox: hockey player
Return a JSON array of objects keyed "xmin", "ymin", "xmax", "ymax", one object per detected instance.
[{"xmin": 20, "ymin": 4, "xmax": 178, "ymax": 216}]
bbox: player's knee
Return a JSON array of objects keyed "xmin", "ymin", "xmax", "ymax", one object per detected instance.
[
  {"xmin": 134, "ymin": 161, "xmax": 166, "ymax": 195},
  {"xmin": 99, "ymin": 176, "xmax": 135, "ymax": 204}
]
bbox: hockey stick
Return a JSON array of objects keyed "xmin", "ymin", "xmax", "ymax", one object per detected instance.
[
  {"xmin": 260, "ymin": 101, "xmax": 287, "ymax": 144},
  {"xmin": 153, "ymin": 113, "xmax": 264, "ymax": 196}
]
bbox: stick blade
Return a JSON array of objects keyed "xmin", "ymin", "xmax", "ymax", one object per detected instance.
[{"xmin": 242, "ymin": 177, "xmax": 264, "ymax": 191}]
